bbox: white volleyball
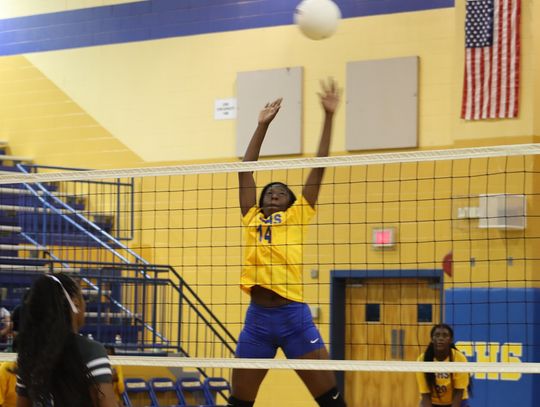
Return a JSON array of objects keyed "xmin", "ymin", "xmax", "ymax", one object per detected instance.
[{"xmin": 294, "ymin": 0, "xmax": 342, "ymax": 40}]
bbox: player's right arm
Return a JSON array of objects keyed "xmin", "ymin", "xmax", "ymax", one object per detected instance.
[
  {"xmin": 415, "ymin": 359, "xmax": 433, "ymax": 407},
  {"xmin": 238, "ymin": 98, "xmax": 282, "ymax": 216},
  {"xmin": 420, "ymin": 393, "xmax": 433, "ymax": 407}
]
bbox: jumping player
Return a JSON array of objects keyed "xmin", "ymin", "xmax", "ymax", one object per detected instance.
[{"xmin": 228, "ymin": 78, "xmax": 346, "ymax": 407}]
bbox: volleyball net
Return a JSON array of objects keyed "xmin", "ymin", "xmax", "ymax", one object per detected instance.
[{"xmin": 0, "ymin": 143, "xmax": 539, "ymax": 406}]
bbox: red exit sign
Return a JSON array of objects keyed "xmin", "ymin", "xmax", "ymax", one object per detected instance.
[{"xmin": 372, "ymin": 228, "xmax": 396, "ymax": 248}]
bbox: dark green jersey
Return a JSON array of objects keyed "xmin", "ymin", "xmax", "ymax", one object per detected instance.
[{"xmin": 16, "ymin": 334, "xmax": 112, "ymax": 406}]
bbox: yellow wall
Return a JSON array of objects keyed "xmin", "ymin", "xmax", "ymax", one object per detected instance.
[
  {"xmin": 0, "ymin": 56, "xmax": 143, "ymax": 168},
  {"xmin": 1, "ymin": 5, "xmax": 537, "ymax": 167},
  {"xmin": 3, "ymin": 5, "xmax": 539, "ymax": 167}
]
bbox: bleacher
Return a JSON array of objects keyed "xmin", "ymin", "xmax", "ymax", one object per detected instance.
[
  {"xmin": 0, "ymin": 142, "xmax": 141, "ymax": 350},
  {"xmin": 123, "ymin": 376, "xmax": 230, "ymax": 407},
  {"xmin": 0, "ymin": 141, "xmax": 236, "ymax": 385}
]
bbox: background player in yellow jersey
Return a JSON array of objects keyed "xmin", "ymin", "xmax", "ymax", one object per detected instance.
[
  {"xmin": 0, "ymin": 343, "xmax": 16, "ymax": 407},
  {"xmin": 416, "ymin": 324, "xmax": 470, "ymax": 407},
  {"xmin": 0, "ymin": 360, "xmax": 16, "ymax": 407},
  {"xmin": 228, "ymin": 78, "xmax": 346, "ymax": 407}
]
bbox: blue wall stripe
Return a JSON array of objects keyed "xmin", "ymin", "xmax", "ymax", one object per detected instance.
[{"xmin": 0, "ymin": 0, "xmax": 454, "ymax": 56}]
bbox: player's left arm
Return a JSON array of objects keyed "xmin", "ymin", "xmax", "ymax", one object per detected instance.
[
  {"xmin": 303, "ymin": 78, "xmax": 340, "ymax": 207},
  {"xmin": 452, "ymin": 351, "xmax": 470, "ymax": 390},
  {"xmin": 451, "ymin": 350, "xmax": 469, "ymax": 407},
  {"xmin": 16, "ymin": 395, "xmax": 33, "ymax": 407}
]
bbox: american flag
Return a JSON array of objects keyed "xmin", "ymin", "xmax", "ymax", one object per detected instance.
[{"xmin": 461, "ymin": 0, "xmax": 521, "ymax": 120}]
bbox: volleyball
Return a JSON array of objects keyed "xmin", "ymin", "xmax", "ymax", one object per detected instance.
[{"xmin": 294, "ymin": 0, "xmax": 342, "ymax": 40}]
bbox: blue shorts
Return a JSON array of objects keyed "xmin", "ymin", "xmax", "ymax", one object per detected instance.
[{"xmin": 236, "ymin": 302, "xmax": 325, "ymax": 359}]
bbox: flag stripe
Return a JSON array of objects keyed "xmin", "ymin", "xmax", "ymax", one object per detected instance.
[
  {"xmin": 502, "ymin": 0, "xmax": 510, "ymax": 118},
  {"xmin": 489, "ymin": 0, "xmax": 499, "ymax": 119},
  {"xmin": 474, "ymin": 49, "xmax": 481, "ymax": 120},
  {"xmin": 495, "ymin": 0, "xmax": 503, "ymax": 118},
  {"xmin": 462, "ymin": 49, "xmax": 470, "ymax": 119},
  {"xmin": 467, "ymin": 49, "xmax": 473, "ymax": 120},
  {"xmin": 482, "ymin": 48, "xmax": 491, "ymax": 118},
  {"xmin": 509, "ymin": 0, "xmax": 519, "ymax": 117}
]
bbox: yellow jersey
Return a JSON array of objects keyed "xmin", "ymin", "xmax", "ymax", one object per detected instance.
[
  {"xmin": 416, "ymin": 349, "xmax": 469, "ymax": 405},
  {"xmin": 0, "ymin": 361, "xmax": 17, "ymax": 407},
  {"xmin": 241, "ymin": 195, "xmax": 315, "ymax": 302}
]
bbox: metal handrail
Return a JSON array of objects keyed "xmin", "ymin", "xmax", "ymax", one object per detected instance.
[
  {"xmin": 16, "ymin": 163, "xmax": 146, "ymax": 269},
  {"xmin": 22, "ymin": 164, "xmax": 134, "ymax": 241}
]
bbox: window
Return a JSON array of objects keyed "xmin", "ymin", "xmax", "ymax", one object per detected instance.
[
  {"xmin": 417, "ymin": 304, "xmax": 433, "ymax": 323},
  {"xmin": 365, "ymin": 303, "xmax": 380, "ymax": 322}
]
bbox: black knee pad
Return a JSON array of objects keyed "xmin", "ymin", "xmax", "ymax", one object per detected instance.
[
  {"xmin": 227, "ymin": 395, "xmax": 255, "ymax": 407},
  {"xmin": 315, "ymin": 387, "xmax": 347, "ymax": 407}
]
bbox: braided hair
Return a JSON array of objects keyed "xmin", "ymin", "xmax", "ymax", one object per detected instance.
[{"xmin": 17, "ymin": 273, "xmax": 99, "ymax": 407}]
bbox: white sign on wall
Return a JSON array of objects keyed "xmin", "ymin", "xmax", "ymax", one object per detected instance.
[{"xmin": 214, "ymin": 98, "xmax": 237, "ymax": 120}]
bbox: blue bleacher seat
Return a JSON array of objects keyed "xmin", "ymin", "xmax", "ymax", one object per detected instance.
[
  {"xmin": 149, "ymin": 377, "xmax": 185, "ymax": 407},
  {"xmin": 177, "ymin": 377, "xmax": 211, "ymax": 407},
  {"xmin": 122, "ymin": 378, "xmax": 153, "ymax": 407},
  {"xmin": 203, "ymin": 377, "xmax": 231, "ymax": 407}
]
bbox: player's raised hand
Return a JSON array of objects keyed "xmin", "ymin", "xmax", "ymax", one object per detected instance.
[
  {"xmin": 318, "ymin": 78, "xmax": 340, "ymax": 114},
  {"xmin": 258, "ymin": 98, "xmax": 282, "ymax": 125}
]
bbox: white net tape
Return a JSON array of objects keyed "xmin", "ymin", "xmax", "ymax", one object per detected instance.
[
  {"xmin": 0, "ymin": 143, "xmax": 538, "ymax": 184},
  {"xmin": 0, "ymin": 353, "xmax": 538, "ymax": 373}
]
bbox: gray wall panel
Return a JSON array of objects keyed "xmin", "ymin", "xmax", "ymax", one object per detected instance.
[
  {"xmin": 346, "ymin": 57, "xmax": 418, "ymax": 151},
  {"xmin": 236, "ymin": 67, "xmax": 303, "ymax": 157}
]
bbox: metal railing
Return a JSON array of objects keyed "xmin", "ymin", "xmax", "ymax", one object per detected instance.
[
  {"xmin": 0, "ymin": 258, "xmax": 236, "ymax": 379},
  {"xmin": 18, "ymin": 164, "xmax": 134, "ymax": 241}
]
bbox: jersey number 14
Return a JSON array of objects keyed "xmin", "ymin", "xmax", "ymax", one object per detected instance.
[{"xmin": 257, "ymin": 225, "xmax": 272, "ymax": 243}]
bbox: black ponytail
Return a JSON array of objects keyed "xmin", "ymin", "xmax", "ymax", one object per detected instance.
[{"xmin": 17, "ymin": 273, "xmax": 97, "ymax": 407}]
